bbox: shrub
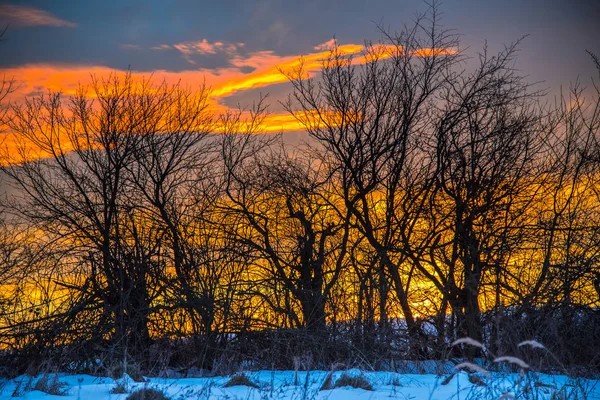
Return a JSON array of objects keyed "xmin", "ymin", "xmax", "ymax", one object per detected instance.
[
  {"xmin": 107, "ymin": 362, "xmax": 145, "ymax": 382},
  {"xmin": 126, "ymin": 388, "xmax": 170, "ymax": 400}
]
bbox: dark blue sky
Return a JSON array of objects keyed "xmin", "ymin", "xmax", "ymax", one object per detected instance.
[{"xmin": 1, "ymin": 0, "xmax": 598, "ymax": 80}]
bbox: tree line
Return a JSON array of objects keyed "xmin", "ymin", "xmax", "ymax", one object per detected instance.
[{"xmin": 1, "ymin": 8, "xmax": 600, "ymax": 376}]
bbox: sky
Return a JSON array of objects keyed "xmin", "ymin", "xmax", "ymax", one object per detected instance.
[{"xmin": 0, "ymin": 0, "xmax": 599, "ymax": 133}]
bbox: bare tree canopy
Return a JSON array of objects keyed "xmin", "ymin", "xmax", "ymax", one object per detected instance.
[{"xmin": 0, "ymin": 6, "xmax": 599, "ymax": 376}]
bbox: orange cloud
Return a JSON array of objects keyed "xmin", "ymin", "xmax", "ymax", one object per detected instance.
[
  {"xmin": 260, "ymin": 113, "xmax": 308, "ymax": 133},
  {"xmin": 0, "ymin": 135, "xmax": 70, "ymax": 167},
  {"xmin": 0, "ymin": 4, "xmax": 77, "ymax": 28},
  {"xmin": 212, "ymin": 44, "xmax": 364, "ymax": 97},
  {"xmin": 210, "ymin": 43, "xmax": 457, "ymax": 98},
  {"xmin": 412, "ymin": 47, "xmax": 458, "ymax": 57},
  {"xmin": 0, "ymin": 43, "xmax": 364, "ymax": 102},
  {"xmin": 1, "ymin": 42, "xmax": 455, "ymax": 104},
  {"xmin": 0, "ymin": 41, "xmax": 457, "ymax": 164}
]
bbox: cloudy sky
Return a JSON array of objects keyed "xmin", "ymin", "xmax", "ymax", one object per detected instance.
[{"xmin": 0, "ymin": 0, "xmax": 598, "ymax": 132}]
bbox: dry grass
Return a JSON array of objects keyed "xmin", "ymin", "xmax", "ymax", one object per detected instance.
[
  {"xmin": 388, "ymin": 376, "xmax": 403, "ymax": 387},
  {"xmin": 222, "ymin": 373, "xmax": 260, "ymax": 389},
  {"xmin": 110, "ymin": 380, "xmax": 129, "ymax": 394},
  {"xmin": 33, "ymin": 374, "xmax": 69, "ymax": 396},
  {"xmin": 332, "ymin": 373, "xmax": 373, "ymax": 391},
  {"xmin": 319, "ymin": 371, "xmax": 334, "ymax": 391},
  {"xmin": 126, "ymin": 388, "xmax": 170, "ymax": 400}
]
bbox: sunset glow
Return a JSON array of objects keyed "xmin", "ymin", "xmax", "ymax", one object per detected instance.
[{"xmin": 0, "ymin": 41, "xmax": 457, "ymax": 164}]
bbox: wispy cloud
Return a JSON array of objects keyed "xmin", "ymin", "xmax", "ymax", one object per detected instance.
[
  {"xmin": 314, "ymin": 39, "xmax": 336, "ymax": 51},
  {"xmin": 0, "ymin": 4, "xmax": 77, "ymax": 28},
  {"xmin": 155, "ymin": 39, "xmax": 242, "ymax": 64},
  {"xmin": 151, "ymin": 44, "xmax": 172, "ymax": 51},
  {"xmin": 120, "ymin": 44, "xmax": 141, "ymax": 50}
]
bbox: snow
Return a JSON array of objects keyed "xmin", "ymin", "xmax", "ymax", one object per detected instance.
[{"xmin": 1, "ymin": 369, "xmax": 599, "ymax": 399}]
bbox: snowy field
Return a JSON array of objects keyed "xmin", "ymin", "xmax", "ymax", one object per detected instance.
[{"xmin": 1, "ymin": 369, "xmax": 599, "ymax": 400}]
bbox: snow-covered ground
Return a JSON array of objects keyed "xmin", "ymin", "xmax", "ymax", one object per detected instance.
[{"xmin": 1, "ymin": 369, "xmax": 599, "ymax": 399}]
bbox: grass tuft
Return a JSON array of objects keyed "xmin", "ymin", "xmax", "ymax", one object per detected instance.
[
  {"xmin": 222, "ymin": 373, "xmax": 260, "ymax": 389},
  {"xmin": 126, "ymin": 388, "xmax": 170, "ymax": 400},
  {"xmin": 33, "ymin": 374, "xmax": 69, "ymax": 396},
  {"xmin": 319, "ymin": 371, "xmax": 334, "ymax": 391},
  {"xmin": 332, "ymin": 373, "xmax": 373, "ymax": 391},
  {"xmin": 111, "ymin": 380, "xmax": 129, "ymax": 394},
  {"xmin": 388, "ymin": 376, "xmax": 403, "ymax": 387}
]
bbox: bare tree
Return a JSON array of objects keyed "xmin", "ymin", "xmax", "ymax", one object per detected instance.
[
  {"xmin": 428, "ymin": 42, "xmax": 550, "ymax": 355},
  {"xmin": 0, "ymin": 73, "xmax": 211, "ymax": 364},
  {"xmin": 221, "ymin": 126, "xmax": 351, "ymax": 341},
  {"xmin": 283, "ymin": 4, "xmax": 461, "ymax": 355},
  {"xmin": 123, "ymin": 81, "xmax": 218, "ymax": 337}
]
